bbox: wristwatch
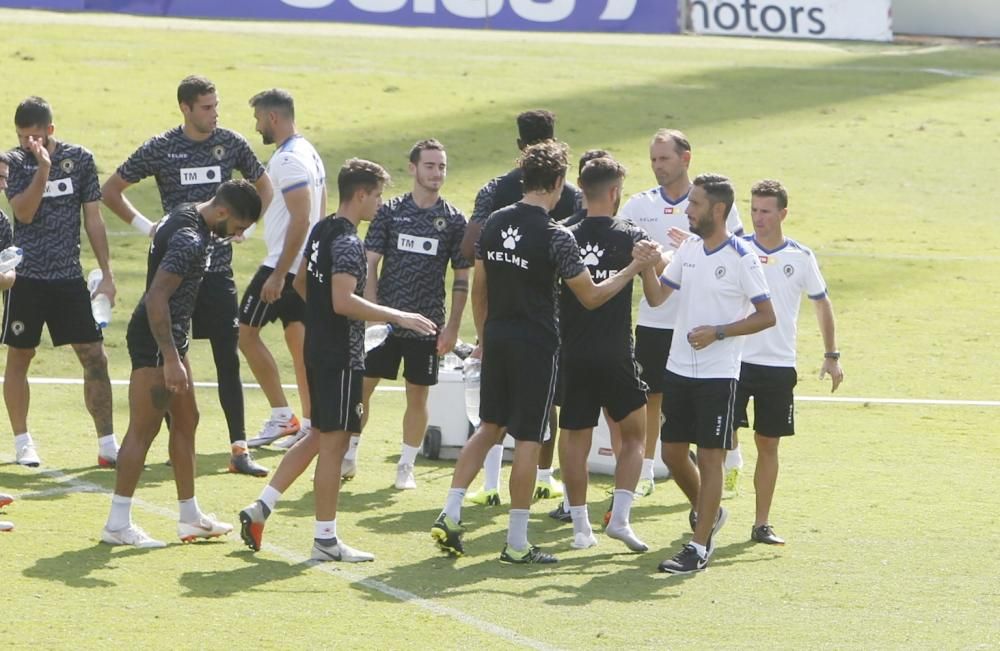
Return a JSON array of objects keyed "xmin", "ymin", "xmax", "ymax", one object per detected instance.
[
  {"xmin": 824, "ymin": 351, "xmax": 840, "ymax": 360},
  {"xmin": 715, "ymin": 326, "xmax": 726, "ymax": 341}
]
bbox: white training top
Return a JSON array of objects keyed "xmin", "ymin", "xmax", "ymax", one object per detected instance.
[
  {"xmin": 262, "ymin": 134, "xmax": 326, "ymax": 272},
  {"xmin": 661, "ymin": 235, "xmax": 771, "ymax": 379},
  {"xmin": 739, "ymin": 236, "xmax": 828, "ymax": 367},
  {"xmin": 620, "ymin": 186, "xmax": 744, "ymax": 329}
]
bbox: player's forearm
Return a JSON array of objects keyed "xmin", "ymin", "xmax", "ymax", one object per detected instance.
[
  {"xmin": 447, "ymin": 272, "xmax": 470, "ymax": 330},
  {"xmin": 10, "ymin": 168, "xmax": 49, "ymax": 223},
  {"xmin": 580, "ymin": 262, "xmax": 640, "ymax": 310},
  {"xmin": 145, "ymin": 292, "xmax": 179, "ymax": 360},
  {"xmin": 814, "ymin": 297, "xmax": 839, "ymax": 353},
  {"xmin": 471, "ymin": 269, "xmax": 487, "ymax": 343},
  {"xmin": 83, "ymin": 207, "xmax": 113, "ymax": 274},
  {"xmin": 720, "ymin": 301, "xmax": 776, "ymax": 337},
  {"xmin": 460, "ymin": 222, "xmax": 482, "ymax": 264},
  {"xmin": 363, "ymin": 256, "xmax": 380, "ymax": 305},
  {"xmin": 334, "ymin": 292, "xmax": 408, "ymax": 325},
  {"xmin": 274, "ymin": 212, "xmax": 309, "ymax": 276}
]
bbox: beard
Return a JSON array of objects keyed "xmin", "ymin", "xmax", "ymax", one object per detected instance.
[
  {"xmin": 260, "ymin": 128, "xmax": 274, "ymax": 145},
  {"xmin": 690, "ymin": 214, "xmax": 715, "ymax": 238}
]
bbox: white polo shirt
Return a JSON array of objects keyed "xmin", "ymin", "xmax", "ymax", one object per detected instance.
[
  {"xmin": 620, "ymin": 186, "xmax": 744, "ymax": 329},
  {"xmin": 740, "ymin": 236, "xmax": 828, "ymax": 368},
  {"xmin": 262, "ymin": 134, "xmax": 326, "ymax": 272},
  {"xmin": 661, "ymin": 235, "xmax": 771, "ymax": 379}
]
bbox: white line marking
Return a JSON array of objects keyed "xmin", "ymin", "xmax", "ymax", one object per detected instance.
[
  {"xmin": 2, "ymin": 458, "xmax": 561, "ymax": 651},
  {"xmin": 9, "ymin": 376, "xmax": 995, "ymax": 405}
]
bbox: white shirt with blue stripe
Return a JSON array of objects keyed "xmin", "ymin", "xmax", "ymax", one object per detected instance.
[{"xmin": 261, "ymin": 134, "xmax": 326, "ymax": 271}]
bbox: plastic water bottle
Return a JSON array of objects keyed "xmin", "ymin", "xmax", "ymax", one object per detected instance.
[
  {"xmin": 364, "ymin": 323, "xmax": 392, "ymax": 352},
  {"xmin": 463, "ymin": 356, "xmax": 481, "ymax": 427},
  {"xmin": 0, "ymin": 246, "xmax": 23, "ymax": 273},
  {"xmin": 87, "ymin": 269, "xmax": 112, "ymax": 328}
]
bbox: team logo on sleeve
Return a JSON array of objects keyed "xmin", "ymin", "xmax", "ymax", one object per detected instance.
[
  {"xmin": 581, "ymin": 243, "xmax": 604, "ymax": 266},
  {"xmin": 783, "ymin": 264, "xmax": 795, "ymax": 277},
  {"xmin": 212, "ymin": 145, "xmax": 226, "ymax": 160},
  {"xmin": 60, "ymin": 159, "xmax": 75, "ymax": 174},
  {"xmin": 715, "ymin": 266, "xmax": 727, "ymax": 279},
  {"xmin": 501, "ymin": 226, "xmax": 522, "ymax": 250}
]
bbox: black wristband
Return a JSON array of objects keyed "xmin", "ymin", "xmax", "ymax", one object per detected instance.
[{"xmin": 824, "ymin": 352, "xmax": 840, "ymax": 360}]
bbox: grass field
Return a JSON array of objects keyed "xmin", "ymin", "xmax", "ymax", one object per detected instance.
[{"xmin": 1, "ymin": 8, "xmax": 999, "ymax": 650}]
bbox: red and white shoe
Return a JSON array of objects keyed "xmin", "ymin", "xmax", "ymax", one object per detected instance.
[{"xmin": 178, "ymin": 514, "xmax": 233, "ymax": 542}]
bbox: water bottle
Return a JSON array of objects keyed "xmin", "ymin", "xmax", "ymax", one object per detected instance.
[
  {"xmin": 87, "ymin": 269, "xmax": 112, "ymax": 328},
  {"xmin": 463, "ymin": 356, "xmax": 481, "ymax": 428},
  {"xmin": 0, "ymin": 246, "xmax": 23, "ymax": 273},
  {"xmin": 364, "ymin": 323, "xmax": 392, "ymax": 353}
]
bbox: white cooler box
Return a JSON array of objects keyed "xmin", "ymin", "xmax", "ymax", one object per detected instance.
[
  {"xmin": 421, "ymin": 367, "xmax": 515, "ymax": 460},
  {"xmin": 586, "ymin": 413, "xmax": 672, "ymax": 478}
]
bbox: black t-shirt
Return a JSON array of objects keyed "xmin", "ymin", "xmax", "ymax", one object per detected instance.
[
  {"xmin": 131, "ymin": 203, "xmax": 210, "ymax": 348},
  {"xmin": 476, "ymin": 202, "xmax": 585, "ymax": 350},
  {"xmin": 304, "ymin": 216, "xmax": 367, "ymax": 370},
  {"xmin": 470, "ymin": 168, "xmax": 582, "ymax": 226},
  {"xmin": 560, "ymin": 216, "xmax": 648, "ymax": 361},
  {"xmin": 558, "ymin": 209, "xmax": 587, "ymax": 229}
]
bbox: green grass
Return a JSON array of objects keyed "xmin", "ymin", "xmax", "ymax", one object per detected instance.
[{"xmin": 1, "ymin": 9, "xmax": 999, "ymax": 650}]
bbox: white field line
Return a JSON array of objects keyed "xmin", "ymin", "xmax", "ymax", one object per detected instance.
[
  {"xmin": 11, "ymin": 376, "xmax": 997, "ymax": 406},
  {"xmin": 2, "ymin": 459, "xmax": 562, "ymax": 651}
]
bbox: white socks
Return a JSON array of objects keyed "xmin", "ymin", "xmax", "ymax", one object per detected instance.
[
  {"xmin": 690, "ymin": 541, "xmax": 708, "ymax": 559},
  {"xmin": 640, "ymin": 458, "xmax": 655, "ymax": 480},
  {"xmin": 106, "ymin": 494, "xmax": 132, "ymax": 531},
  {"xmin": 536, "ymin": 467, "xmax": 553, "ymax": 483},
  {"xmin": 609, "ymin": 489, "xmax": 634, "ymax": 530},
  {"xmin": 178, "ymin": 497, "xmax": 201, "ymax": 523},
  {"xmin": 507, "ymin": 509, "xmax": 530, "ymax": 551},
  {"xmin": 259, "ymin": 485, "xmax": 282, "ymax": 512},
  {"xmin": 98, "ymin": 434, "xmax": 118, "ymax": 457},
  {"xmin": 272, "ymin": 406, "xmax": 294, "ymax": 421},
  {"xmin": 344, "ymin": 435, "xmax": 361, "ymax": 462},
  {"xmin": 14, "ymin": 432, "xmax": 32, "ymax": 451},
  {"xmin": 315, "ymin": 519, "xmax": 337, "ymax": 541},
  {"xmin": 570, "ymin": 505, "xmax": 592, "ymax": 538},
  {"xmin": 444, "ymin": 488, "xmax": 466, "ymax": 522},
  {"xmin": 482, "ymin": 444, "xmax": 503, "ymax": 491},
  {"xmin": 725, "ymin": 444, "xmax": 744, "ymax": 470},
  {"xmin": 399, "ymin": 443, "xmax": 420, "ymax": 467}
]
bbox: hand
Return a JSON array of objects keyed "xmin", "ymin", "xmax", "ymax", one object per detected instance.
[
  {"xmin": 687, "ymin": 326, "xmax": 718, "ymax": 351},
  {"xmin": 260, "ymin": 271, "xmax": 284, "ymax": 304},
  {"xmin": 27, "ymin": 136, "xmax": 51, "ymax": 169},
  {"xmin": 0, "ymin": 270, "xmax": 15, "ymax": 292},
  {"xmin": 667, "ymin": 227, "xmax": 691, "ymax": 249},
  {"xmin": 470, "ymin": 344, "xmax": 482, "ymax": 360},
  {"xmin": 395, "ymin": 312, "xmax": 437, "ymax": 338},
  {"xmin": 92, "ymin": 274, "xmax": 117, "ymax": 307},
  {"xmin": 631, "ymin": 240, "xmax": 662, "ymax": 268},
  {"xmin": 163, "ymin": 358, "xmax": 190, "ymax": 394},
  {"xmin": 819, "ymin": 358, "xmax": 844, "ymax": 393},
  {"xmin": 436, "ymin": 323, "xmax": 459, "ymax": 356}
]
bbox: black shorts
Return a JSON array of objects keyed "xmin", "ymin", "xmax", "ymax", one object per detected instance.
[
  {"xmin": 559, "ymin": 356, "xmax": 647, "ymax": 430},
  {"xmin": 192, "ymin": 272, "xmax": 239, "ymax": 340},
  {"xmin": 635, "ymin": 326, "xmax": 673, "ymax": 394},
  {"xmin": 308, "ymin": 364, "xmax": 363, "ymax": 433},
  {"xmin": 364, "ymin": 333, "xmax": 438, "ymax": 386},
  {"xmin": 126, "ymin": 313, "xmax": 190, "ymax": 371},
  {"xmin": 480, "ymin": 337, "xmax": 558, "ymax": 443},
  {"xmin": 735, "ymin": 362, "xmax": 797, "ymax": 437},
  {"xmin": 660, "ymin": 370, "xmax": 737, "ymax": 450},
  {"xmin": 1, "ymin": 276, "xmax": 102, "ymax": 348},
  {"xmin": 238, "ymin": 265, "xmax": 305, "ymax": 329}
]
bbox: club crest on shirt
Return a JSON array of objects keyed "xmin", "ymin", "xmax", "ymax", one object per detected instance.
[
  {"xmin": 212, "ymin": 145, "xmax": 225, "ymax": 160},
  {"xmin": 715, "ymin": 266, "xmax": 726, "ymax": 279},
  {"xmin": 581, "ymin": 243, "xmax": 604, "ymax": 266},
  {"xmin": 60, "ymin": 159, "xmax": 75, "ymax": 174},
  {"xmin": 501, "ymin": 226, "xmax": 521, "ymax": 250},
  {"xmin": 433, "ymin": 216, "xmax": 447, "ymax": 232},
  {"xmin": 783, "ymin": 264, "xmax": 795, "ymax": 277}
]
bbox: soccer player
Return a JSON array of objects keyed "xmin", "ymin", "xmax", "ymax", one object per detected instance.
[
  {"xmin": 0, "ymin": 153, "xmax": 17, "ymax": 532},
  {"xmin": 735, "ymin": 179, "xmax": 844, "ymax": 545},
  {"xmin": 619, "ymin": 129, "xmax": 744, "ymax": 497},
  {"xmin": 102, "ymin": 180, "xmax": 262, "ymax": 548},
  {"xmin": 101, "ymin": 75, "xmax": 274, "ymax": 477},
  {"xmin": 642, "ymin": 174, "xmax": 775, "ymax": 574},
  {"xmin": 429, "ymin": 141, "xmax": 659, "ymax": 564},
  {"xmin": 2, "ymin": 97, "xmax": 119, "ymax": 469},
  {"xmin": 462, "ymin": 110, "xmax": 582, "ymax": 504},
  {"xmin": 557, "ymin": 156, "xmax": 660, "ymax": 553},
  {"xmin": 237, "ymin": 159, "xmax": 435, "ymax": 560},
  {"xmin": 241, "ymin": 89, "xmax": 325, "ymax": 449},
  {"xmin": 353, "ymin": 139, "xmax": 470, "ymax": 489}
]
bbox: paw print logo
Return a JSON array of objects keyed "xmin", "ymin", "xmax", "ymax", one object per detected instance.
[
  {"xmin": 501, "ymin": 226, "xmax": 522, "ymax": 250},
  {"xmin": 581, "ymin": 242, "xmax": 604, "ymax": 266}
]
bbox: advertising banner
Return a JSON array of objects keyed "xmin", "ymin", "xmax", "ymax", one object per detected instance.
[
  {"xmin": 688, "ymin": 0, "xmax": 892, "ymax": 42},
  {"xmin": 5, "ymin": 0, "xmax": 680, "ymax": 34}
]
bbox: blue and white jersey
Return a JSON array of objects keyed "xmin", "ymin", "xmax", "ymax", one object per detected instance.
[{"xmin": 261, "ymin": 134, "xmax": 326, "ymax": 272}]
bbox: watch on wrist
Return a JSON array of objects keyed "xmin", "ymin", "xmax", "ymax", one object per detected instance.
[
  {"xmin": 824, "ymin": 351, "xmax": 840, "ymax": 360},
  {"xmin": 715, "ymin": 326, "xmax": 726, "ymax": 341}
]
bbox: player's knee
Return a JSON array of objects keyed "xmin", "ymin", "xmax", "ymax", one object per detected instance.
[{"xmin": 6, "ymin": 346, "xmax": 36, "ymax": 369}]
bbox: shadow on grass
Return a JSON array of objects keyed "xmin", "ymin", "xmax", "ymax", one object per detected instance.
[
  {"xmin": 178, "ymin": 549, "xmax": 315, "ymax": 598},
  {"xmin": 23, "ymin": 543, "xmax": 159, "ymax": 589}
]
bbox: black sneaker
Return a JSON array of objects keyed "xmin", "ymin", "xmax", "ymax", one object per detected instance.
[
  {"xmin": 547, "ymin": 503, "xmax": 572, "ymax": 523},
  {"xmin": 430, "ymin": 513, "xmax": 465, "ymax": 556},
  {"xmin": 751, "ymin": 523, "xmax": 785, "ymax": 545},
  {"xmin": 658, "ymin": 543, "xmax": 708, "ymax": 574},
  {"xmin": 705, "ymin": 507, "xmax": 728, "ymax": 558},
  {"xmin": 688, "ymin": 508, "xmax": 697, "ymax": 532},
  {"xmin": 499, "ymin": 544, "xmax": 557, "ymax": 564}
]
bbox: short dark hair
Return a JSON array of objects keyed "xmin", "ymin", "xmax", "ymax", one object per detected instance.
[
  {"xmin": 579, "ymin": 157, "xmax": 626, "ymax": 201},
  {"xmin": 14, "ymin": 97, "xmax": 52, "ymax": 129},
  {"xmin": 409, "ymin": 138, "xmax": 445, "ymax": 164},
  {"xmin": 177, "ymin": 75, "xmax": 216, "ymax": 107},
  {"xmin": 249, "ymin": 89, "xmax": 295, "ymax": 120},
  {"xmin": 652, "ymin": 128, "xmax": 691, "ymax": 156},
  {"xmin": 751, "ymin": 179, "xmax": 788, "ymax": 210},
  {"xmin": 517, "ymin": 109, "xmax": 556, "ymax": 146},
  {"xmin": 338, "ymin": 158, "xmax": 391, "ymax": 203},
  {"xmin": 519, "ymin": 140, "xmax": 569, "ymax": 194},
  {"xmin": 213, "ymin": 179, "xmax": 263, "ymax": 223},
  {"xmin": 578, "ymin": 149, "xmax": 610, "ymax": 173},
  {"xmin": 693, "ymin": 173, "xmax": 735, "ymax": 218}
]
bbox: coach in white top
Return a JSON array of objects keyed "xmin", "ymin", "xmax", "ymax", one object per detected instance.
[
  {"xmin": 619, "ymin": 129, "xmax": 744, "ymax": 496},
  {"xmin": 734, "ymin": 180, "xmax": 843, "ymax": 547},
  {"xmin": 240, "ymin": 89, "xmax": 327, "ymax": 448},
  {"xmin": 641, "ymin": 173, "xmax": 775, "ymax": 575}
]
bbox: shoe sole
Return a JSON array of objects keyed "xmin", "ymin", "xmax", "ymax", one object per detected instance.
[
  {"xmin": 238, "ymin": 511, "xmax": 263, "ymax": 551},
  {"xmin": 311, "ymin": 549, "xmax": 375, "ymax": 563},
  {"xmin": 98, "ymin": 457, "xmax": 116, "ymax": 468},
  {"xmin": 246, "ymin": 433, "xmax": 293, "ymax": 449},
  {"xmin": 430, "ymin": 527, "xmax": 463, "ymax": 557},
  {"xmin": 228, "ymin": 464, "xmax": 269, "ymax": 478},
  {"xmin": 16, "ymin": 461, "xmax": 40, "ymax": 468},
  {"xmin": 658, "ymin": 563, "xmax": 706, "ymax": 575}
]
